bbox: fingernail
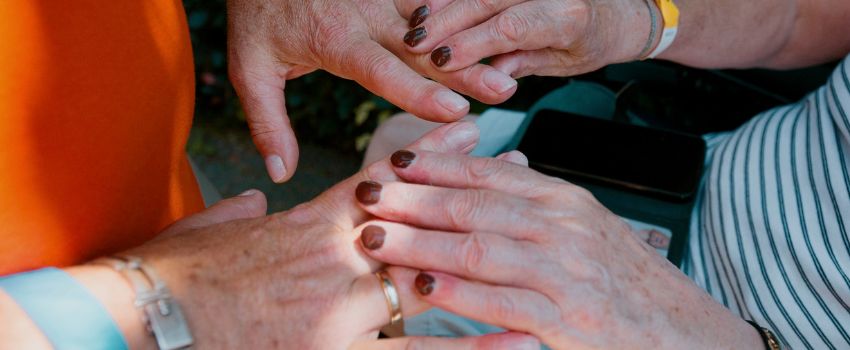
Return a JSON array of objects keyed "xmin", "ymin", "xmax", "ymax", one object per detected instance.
[
  {"xmin": 360, "ymin": 225, "xmax": 386, "ymax": 250},
  {"xmin": 414, "ymin": 272, "xmax": 435, "ymax": 295},
  {"xmin": 483, "ymin": 70, "xmax": 518, "ymax": 94},
  {"xmin": 355, "ymin": 181, "xmax": 382, "ymax": 205},
  {"xmin": 238, "ymin": 189, "xmax": 259, "ymax": 197},
  {"xmin": 403, "ymin": 27, "xmax": 427, "ymax": 47},
  {"xmin": 390, "ymin": 150, "xmax": 416, "ymax": 168},
  {"xmin": 409, "ymin": 5, "xmax": 430, "ymax": 28},
  {"xmin": 431, "ymin": 46, "xmax": 452, "ymax": 67},
  {"xmin": 445, "ymin": 122, "xmax": 479, "ymax": 151},
  {"xmin": 435, "ymin": 90, "xmax": 468, "ymax": 114},
  {"xmin": 265, "ymin": 155, "xmax": 287, "ymax": 183}
]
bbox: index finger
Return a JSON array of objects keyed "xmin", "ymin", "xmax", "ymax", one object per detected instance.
[
  {"xmin": 388, "ymin": 149, "xmax": 560, "ymax": 198},
  {"xmin": 327, "ymin": 34, "xmax": 470, "ymax": 122}
]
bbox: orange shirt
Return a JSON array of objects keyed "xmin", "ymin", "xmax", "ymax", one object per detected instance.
[{"xmin": 0, "ymin": 1, "xmax": 204, "ymax": 274}]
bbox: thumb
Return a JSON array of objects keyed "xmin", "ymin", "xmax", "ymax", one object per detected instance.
[
  {"xmin": 230, "ymin": 57, "xmax": 302, "ymax": 183},
  {"xmin": 160, "ymin": 190, "xmax": 268, "ymax": 237}
]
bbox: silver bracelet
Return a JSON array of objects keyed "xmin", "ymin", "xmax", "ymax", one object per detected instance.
[
  {"xmin": 93, "ymin": 256, "xmax": 194, "ymax": 350},
  {"xmin": 636, "ymin": 0, "xmax": 659, "ymax": 60}
]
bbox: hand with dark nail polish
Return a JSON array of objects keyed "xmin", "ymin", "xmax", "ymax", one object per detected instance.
[
  {"xmin": 391, "ymin": 150, "xmax": 416, "ymax": 168},
  {"xmin": 431, "ymin": 46, "xmax": 452, "ymax": 67},
  {"xmin": 409, "ymin": 5, "xmax": 430, "ymax": 28},
  {"xmin": 404, "ymin": 27, "xmax": 428, "ymax": 47},
  {"xmin": 415, "ymin": 273, "xmax": 435, "ymax": 295},
  {"xmin": 360, "ymin": 225, "xmax": 386, "ymax": 250},
  {"xmin": 355, "ymin": 181, "xmax": 382, "ymax": 204}
]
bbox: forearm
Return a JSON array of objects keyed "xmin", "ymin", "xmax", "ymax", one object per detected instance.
[
  {"xmin": 658, "ymin": 0, "xmax": 850, "ymax": 69},
  {"xmin": 0, "ymin": 266, "xmax": 156, "ymax": 350}
]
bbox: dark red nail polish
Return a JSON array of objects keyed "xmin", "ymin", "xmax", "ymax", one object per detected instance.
[
  {"xmin": 404, "ymin": 27, "xmax": 427, "ymax": 47},
  {"xmin": 415, "ymin": 273, "xmax": 435, "ymax": 295},
  {"xmin": 409, "ymin": 5, "xmax": 430, "ymax": 28},
  {"xmin": 431, "ymin": 46, "xmax": 451, "ymax": 67},
  {"xmin": 355, "ymin": 181, "xmax": 382, "ymax": 205},
  {"xmin": 360, "ymin": 225, "xmax": 386, "ymax": 250},
  {"xmin": 390, "ymin": 150, "xmax": 416, "ymax": 168}
]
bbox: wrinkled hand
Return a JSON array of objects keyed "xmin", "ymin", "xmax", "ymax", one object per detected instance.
[
  {"xmin": 354, "ymin": 150, "xmax": 763, "ymax": 349},
  {"xmin": 398, "ymin": 0, "xmax": 653, "ymax": 78},
  {"xmin": 126, "ymin": 123, "xmax": 539, "ymax": 349},
  {"xmin": 227, "ymin": 0, "xmax": 518, "ymax": 183}
]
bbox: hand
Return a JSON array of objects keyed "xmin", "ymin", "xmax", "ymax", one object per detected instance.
[
  {"xmin": 353, "ymin": 150, "xmax": 764, "ymax": 349},
  {"xmin": 124, "ymin": 123, "xmax": 538, "ymax": 349},
  {"xmin": 227, "ymin": 0, "xmax": 518, "ymax": 183},
  {"xmin": 397, "ymin": 0, "xmax": 654, "ymax": 78}
]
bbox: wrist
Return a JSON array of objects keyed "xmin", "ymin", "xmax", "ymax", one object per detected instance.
[
  {"xmin": 66, "ymin": 265, "xmax": 159, "ymax": 350},
  {"xmin": 665, "ymin": 280, "xmax": 766, "ymax": 349},
  {"xmin": 604, "ymin": 0, "xmax": 664, "ymax": 63}
]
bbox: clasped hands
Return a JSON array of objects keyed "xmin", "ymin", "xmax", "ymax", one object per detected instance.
[{"xmin": 131, "ymin": 121, "xmax": 751, "ymax": 349}]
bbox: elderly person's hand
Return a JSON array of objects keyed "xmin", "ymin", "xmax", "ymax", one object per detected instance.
[
  {"xmin": 397, "ymin": 0, "xmax": 656, "ymax": 78},
  {"xmin": 227, "ymin": 0, "xmax": 519, "ymax": 183},
  {"xmin": 353, "ymin": 150, "xmax": 765, "ymax": 349},
  {"xmin": 100, "ymin": 123, "xmax": 538, "ymax": 349}
]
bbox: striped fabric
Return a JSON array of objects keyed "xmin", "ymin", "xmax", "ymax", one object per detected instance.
[{"xmin": 684, "ymin": 54, "xmax": 850, "ymax": 349}]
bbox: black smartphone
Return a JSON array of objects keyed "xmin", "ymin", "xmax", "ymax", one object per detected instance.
[{"xmin": 517, "ymin": 109, "xmax": 706, "ymax": 202}]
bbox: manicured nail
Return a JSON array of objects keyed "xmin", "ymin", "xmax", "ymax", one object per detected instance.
[
  {"xmin": 414, "ymin": 272, "xmax": 435, "ymax": 295},
  {"xmin": 483, "ymin": 70, "xmax": 518, "ymax": 94},
  {"xmin": 265, "ymin": 155, "xmax": 287, "ymax": 183},
  {"xmin": 431, "ymin": 46, "xmax": 452, "ymax": 67},
  {"xmin": 403, "ymin": 27, "xmax": 427, "ymax": 47},
  {"xmin": 409, "ymin": 5, "xmax": 430, "ymax": 28},
  {"xmin": 238, "ymin": 189, "xmax": 259, "ymax": 197},
  {"xmin": 390, "ymin": 150, "xmax": 416, "ymax": 168},
  {"xmin": 360, "ymin": 225, "xmax": 386, "ymax": 250},
  {"xmin": 355, "ymin": 181, "xmax": 382, "ymax": 204},
  {"xmin": 435, "ymin": 90, "xmax": 468, "ymax": 114}
]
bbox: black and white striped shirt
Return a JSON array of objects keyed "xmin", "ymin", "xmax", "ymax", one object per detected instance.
[{"xmin": 684, "ymin": 54, "xmax": 850, "ymax": 349}]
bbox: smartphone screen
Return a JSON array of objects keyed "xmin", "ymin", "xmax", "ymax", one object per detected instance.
[{"xmin": 517, "ymin": 109, "xmax": 706, "ymax": 202}]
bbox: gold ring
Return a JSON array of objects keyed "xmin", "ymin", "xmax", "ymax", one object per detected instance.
[{"xmin": 375, "ymin": 270, "xmax": 402, "ymax": 326}]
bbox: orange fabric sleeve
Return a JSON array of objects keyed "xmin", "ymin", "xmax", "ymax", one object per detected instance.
[{"xmin": 0, "ymin": 0, "xmax": 204, "ymax": 274}]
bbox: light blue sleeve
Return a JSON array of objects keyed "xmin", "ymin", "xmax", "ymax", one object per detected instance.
[{"xmin": 0, "ymin": 267, "xmax": 129, "ymax": 350}]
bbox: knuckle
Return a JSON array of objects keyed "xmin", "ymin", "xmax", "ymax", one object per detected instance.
[
  {"xmin": 464, "ymin": 158, "xmax": 504, "ymax": 185},
  {"xmin": 566, "ymin": 184, "xmax": 596, "ymax": 202},
  {"xmin": 310, "ymin": 17, "xmax": 356, "ymax": 66},
  {"xmin": 446, "ymin": 189, "xmax": 487, "ymax": 229},
  {"xmin": 494, "ymin": 12, "xmax": 530, "ymax": 43},
  {"xmin": 491, "ymin": 292, "xmax": 520, "ymax": 321},
  {"xmin": 357, "ymin": 51, "xmax": 400, "ymax": 86},
  {"xmin": 247, "ymin": 118, "xmax": 281, "ymax": 137},
  {"xmin": 475, "ymin": 0, "xmax": 502, "ymax": 12},
  {"xmin": 456, "ymin": 233, "xmax": 489, "ymax": 275}
]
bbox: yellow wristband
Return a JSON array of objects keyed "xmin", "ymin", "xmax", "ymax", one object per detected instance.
[{"xmin": 648, "ymin": 0, "xmax": 679, "ymax": 58}]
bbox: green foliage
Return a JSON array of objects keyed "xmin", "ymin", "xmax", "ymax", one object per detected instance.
[{"xmin": 183, "ymin": 0, "xmax": 399, "ymax": 152}]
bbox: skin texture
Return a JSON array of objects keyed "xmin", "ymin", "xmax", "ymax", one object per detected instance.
[
  {"xmin": 0, "ymin": 123, "xmax": 540, "ymax": 350},
  {"xmin": 226, "ymin": 0, "xmax": 518, "ymax": 183},
  {"xmin": 398, "ymin": 0, "xmax": 657, "ymax": 77},
  {"xmin": 396, "ymin": 0, "xmax": 850, "ymax": 78},
  {"xmin": 356, "ymin": 150, "xmax": 765, "ymax": 349}
]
